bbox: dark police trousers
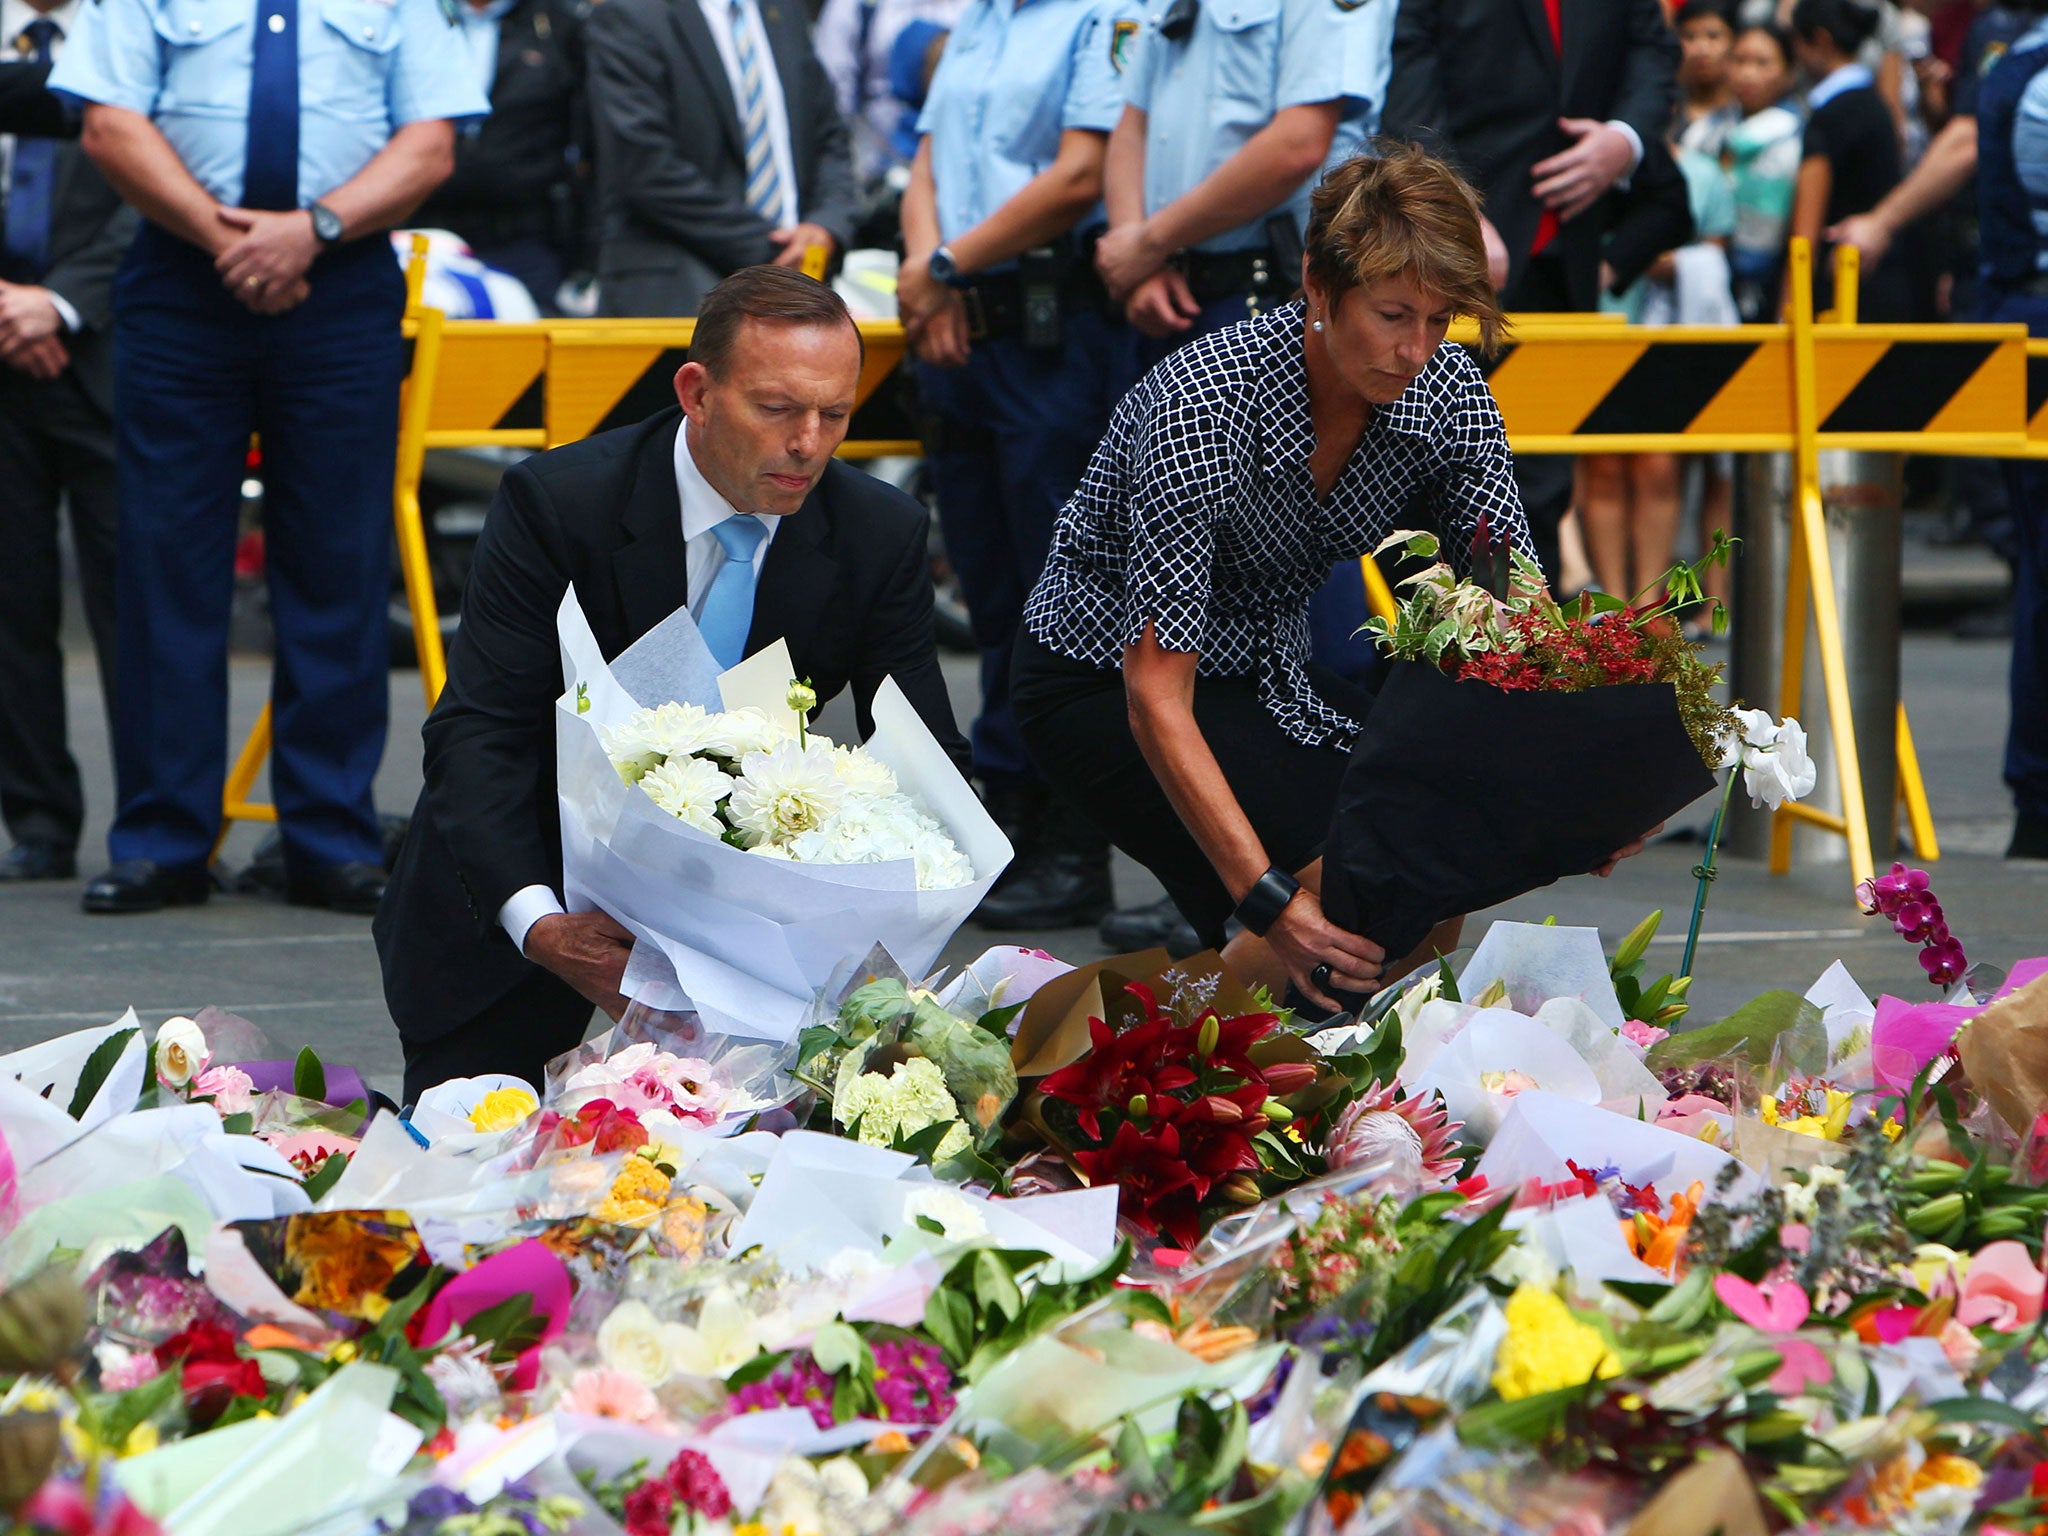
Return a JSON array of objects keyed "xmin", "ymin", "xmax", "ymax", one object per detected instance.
[
  {"xmin": 1981, "ymin": 287, "xmax": 2048, "ymax": 823},
  {"xmin": 107, "ymin": 224, "xmax": 404, "ymax": 873}
]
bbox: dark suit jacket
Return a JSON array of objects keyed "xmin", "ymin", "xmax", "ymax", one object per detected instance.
[
  {"xmin": 375, "ymin": 406, "xmax": 968, "ymax": 1044},
  {"xmin": 1382, "ymin": 0, "xmax": 1680, "ymax": 310},
  {"xmin": 0, "ymin": 64, "xmax": 135, "ymax": 415},
  {"xmin": 586, "ymin": 0, "xmax": 856, "ymax": 315},
  {"xmin": 0, "ymin": 60, "xmax": 71, "ymax": 139}
]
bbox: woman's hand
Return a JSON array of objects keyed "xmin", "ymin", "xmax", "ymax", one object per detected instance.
[{"xmin": 1265, "ymin": 887, "xmax": 1385, "ymax": 1012}]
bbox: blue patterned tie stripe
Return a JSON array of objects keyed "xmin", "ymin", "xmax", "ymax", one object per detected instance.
[
  {"xmin": 699, "ymin": 515, "xmax": 768, "ymax": 671},
  {"xmin": 244, "ymin": 0, "xmax": 300, "ymax": 209},
  {"xmin": 3, "ymin": 19, "xmax": 59, "ymax": 276},
  {"xmin": 729, "ymin": 0, "xmax": 784, "ymax": 223}
]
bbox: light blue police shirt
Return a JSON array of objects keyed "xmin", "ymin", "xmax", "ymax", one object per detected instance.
[
  {"xmin": 917, "ymin": 0, "xmax": 1142, "ymax": 251},
  {"xmin": 2011, "ymin": 17, "xmax": 2048, "ymax": 267},
  {"xmin": 50, "ymin": 0, "xmax": 489, "ymax": 209},
  {"xmin": 1123, "ymin": 0, "xmax": 1394, "ymax": 252}
]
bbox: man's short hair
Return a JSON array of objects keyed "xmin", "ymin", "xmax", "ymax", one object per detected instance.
[{"xmin": 690, "ymin": 266, "xmax": 865, "ymax": 378}]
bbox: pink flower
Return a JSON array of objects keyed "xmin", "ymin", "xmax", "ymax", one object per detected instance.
[
  {"xmin": 558, "ymin": 1367, "xmax": 669, "ymax": 1428},
  {"xmin": 1619, "ymin": 1019, "xmax": 1669, "ymax": 1051},
  {"xmin": 97, "ymin": 1345, "xmax": 163, "ymax": 1393},
  {"xmin": 1939, "ymin": 1317, "xmax": 1983, "ymax": 1371},
  {"xmin": 1956, "ymin": 1241, "xmax": 2045, "ymax": 1332},
  {"xmin": 193, "ymin": 1065, "xmax": 255, "ymax": 1118}
]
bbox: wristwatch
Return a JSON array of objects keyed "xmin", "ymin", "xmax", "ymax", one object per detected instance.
[
  {"xmin": 926, "ymin": 244, "xmax": 961, "ymax": 286},
  {"xmin": 1231, "ymin": 866, "xmax": 1300, "ymax": 937},
  {"xmin": 308, "ymin": 201, "xmax": 345, "ymax": 246}
]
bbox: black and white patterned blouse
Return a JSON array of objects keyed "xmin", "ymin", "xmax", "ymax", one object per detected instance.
[{"xmin": 1022, "ymin": 300, "xmax": 1535, "ymax": 748}]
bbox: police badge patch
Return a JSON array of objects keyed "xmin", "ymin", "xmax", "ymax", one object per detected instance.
[{"xmin": 1110, "ymin": 17, "xmax": 1137, "ymax": 71}]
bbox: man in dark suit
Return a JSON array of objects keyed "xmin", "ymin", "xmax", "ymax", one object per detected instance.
[
  {"xmin": 376, "ymin": 268, "xmax": 968, "ymax": 1100},
  {"xmin": 0, "ymin": 58, "xmax": 73, "ymax": 139},
  {"xmin": 0, "ymin": 4, "xmax": 135, "ymax": 881},
  {"xmin": 1382, "ymin": 0, "xmax": 1681, "ymax": 579},
  {"xmin": 585, "ymin": 0, "xmax": 857, "ymax": 316}
]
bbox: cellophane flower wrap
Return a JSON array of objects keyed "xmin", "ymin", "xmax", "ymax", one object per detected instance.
[{"xmin": 554, "ymin": 589, "xmax": 1012, "ymax": 1044}]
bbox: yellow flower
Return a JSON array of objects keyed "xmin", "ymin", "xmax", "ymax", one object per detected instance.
[
  {"xmin": 1913, "ymin": 1454, "xmax": 1983, "ymax": 1492},
  {"xmin": 593, "ymin": 1158, "xmax": 672, "ymax": 1226},
  {"xmin": 1881, "ymin": 1117, "xmax": 1903, "ymax": 1142},
  {"xmin": 120, "ymin": 1421, "xmax": 159, "ymax": 1458},
  {"xmin": 1491, "ymin": 1284, "xmax": 1623, "ymax": 1402},
  {"xmin": 469, "ymin": 1087, "xmax": 539, "ymax": 1134}
]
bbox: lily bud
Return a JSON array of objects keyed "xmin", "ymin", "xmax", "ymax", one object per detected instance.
[
  {"xmin": 1260, "ymin": 1100, "xmax": 1294, "ymax": 1125},
  {"xmin": 1127, "ymin": 1093, "xmax": 1151, "ymax": 1120},
  {"xmin": 1219, "ymin": 1174, "xmax": 1263, "ymax": 1205},
  {"xmin": 1195, "ymin": 1094, "xmax": 1244, "ymax": 1124},
  {"xmin": 1261, "ymin": 1062, "xmax": 1319, "ymax": 1095},
  {"xmin": 1242, "ymin": 1115, "xmax": 1270, "ymax": 1136},
  {"xmin": 1195, "ymin": 1015, "xmax": 1220, "ymax": 1059}
]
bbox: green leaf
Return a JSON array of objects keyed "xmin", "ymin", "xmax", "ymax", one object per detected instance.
[
  {"xmin": 67, "ymin": 1027, "xmax": 139, "ymax": 1119},
  {"xmin": 973, "ymin": 1248, "xmax": 1024, "ymax": 1323},
  {"xmin": 1435, "ymin": 953, "xmax": 1461, "ymax": 1005},
  {"xmin": 220, "ymin": 1111, "xmax": 256, "ymax": 1136},
  {"xmin": 723, "ymin": 1349, "xmax": 784, "ymax": 1389},
  {"xmin": 810, "ymin": 1320, "xmax": 865, "ymax": 1377},
  {"xmin": 1643, "ymin": 990, "xmax": 1822, "ymax": 1071},
  {"xmin": 1924, "ymin": 1395, "xmax": 2048, "ymax": 1436},
  {"xmin": 293, "ymin": 1046, "xmax": 327, "ymax": 1103},
  {"xmin": 976, "ymin": 1001, "xmax": 1026, "ymax": 1040},
  {"xmin": 922, "ymin": 1286, "xmax": 974, "ymax": 1366},
  {"xmin": 301, "ymin": 1150, "xmax": 350, "ymax": 1203},
  {"xmin": 794, "ymin": 1024, "xmax": 841, "ymax": 1073},
  {"xmin": 90, "ymin": 1366, "xmax": 182, "ymax": 1451}
]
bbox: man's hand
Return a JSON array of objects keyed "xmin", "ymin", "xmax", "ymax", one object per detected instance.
[
  {"xmin": 0, "ymin": 282, "xmax": 64, "ymax": 354},
  {"xmin": 1094, "ymin": 218, "xmax": 1167, "ymax": 302},
  {"xmin": 1479, "ymin": 213, "xmax": 1510, "ymax": 290},
  {"xmin": 1124, "ymin": 266, "xmax": 1202, "ymax": 338},
  {"xmin": 897, "ymin": 251, "xmax": 946, "ymax": 326},
  {"xmin": 768, "ymin": 222, "xmax": 838, "ymax": 269},
  {"xmin": 1826, "ymin": 210, "xmax": 1894, "ymax": 268},
  {"xmin": 1593, "ymin": 821, "xmax": 1666, "ymax": 877},
  {"xmin": 214, "ymin": 206, "xmax": 320, "ymax": 309},
  {"xmin": 3, "ymin": 333, "xmax": 70, "ymax": 381},
  {"xmin": 523, "ymin": 909, "xmax": 635, "ymax": 1020},
  {"xmin": 908, "ymin": 291, "xmax": 971, "ymax": 367},
  {"xmin": 1531, "ymin": 118, "xmax": 1636, "ymax": 223}
]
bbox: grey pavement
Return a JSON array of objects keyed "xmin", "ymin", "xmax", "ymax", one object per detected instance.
[{"xmin": 2, "ymin": 620, "xmax": 2043, "ymax": 1104}]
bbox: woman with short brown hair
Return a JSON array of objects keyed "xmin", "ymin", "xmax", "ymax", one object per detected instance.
[{"xmin": 1012, "ymin": 145, "xmax": 1530, "ymax": 1011}]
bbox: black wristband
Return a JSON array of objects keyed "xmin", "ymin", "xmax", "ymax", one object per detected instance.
[{"xmin": 1231, "ymin": 866, "xmax": 1299, "ymax": 936}]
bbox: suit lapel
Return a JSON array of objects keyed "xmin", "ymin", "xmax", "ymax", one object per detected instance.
[
  {"xmin": 611, "ymin": 413, "xmax": 692, "ymax": 649},
  {"xmin": 747, "ymin": 489, "xmax": 836, "ymax": 667},
  {"xmin": 667, "ymin": 0, "xmax": 748, "ymax": 164},
  {"xmin": 759, "ymin": 0, "xmax": 807, "ymax": 178},
  {"xmin": 1521, "ymin": 0, "xmax": 1561, "ymax": 88}
]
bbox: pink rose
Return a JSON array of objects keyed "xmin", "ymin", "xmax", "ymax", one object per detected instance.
[
  {"xmin": 1619, "ymin": 1019, "xmax": 1669, "ymax": 1051},
  {"xmin": 193, "ymin": 1064, "xmax": 256, "ymax": 1118},
  {"xmin": 1957, "ymin": 1241, "xmax": 2045, "ymax": 1332}
]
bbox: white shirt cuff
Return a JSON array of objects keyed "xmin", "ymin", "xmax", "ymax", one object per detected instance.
[
  {"xmin": 499, "ymin": 884, "xmax": 566, "ymax": 957},
  {"xmin": 1605, "ymin": 119, "xmax": 1645, "ymax": 184},
  {"xmin": 45, "ymin": 289, "xmax": 80, "ymax": 333}
]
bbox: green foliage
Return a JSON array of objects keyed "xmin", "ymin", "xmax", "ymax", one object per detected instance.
[
  {"xmin": 1643, "ymin": 990, "xmax": 1822, "ymax": 1072},
  {"xmin": 293, "ymin": 1046, "xmax": 327, "ymax": 1103},
  {"xmin": 1607, "ymin": 910, "xmax": 1692, "ymax": 1030},
  {"xmin": 67, "ymin": 1027, "xmax": 138, "ymax": 1119},
  {"xmin": 921, "ymin": 1242, "xmax": 1136, "ymax": 1383}
]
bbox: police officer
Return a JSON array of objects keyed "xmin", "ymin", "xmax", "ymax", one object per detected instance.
[
  {"xmin": 896, "ymin": 0, "xmax": 1141, "ymax": 928},
  {"xmin": 1969, "ymin": 0, "xmax": 2048, "ymax": 859},
  {"xmin": 413, "ymin": 0, "xmax": 588, "ymax": 313},
  {"xmin": 53, "ymin": 0, "xmax": 487, "ymax": 914}
]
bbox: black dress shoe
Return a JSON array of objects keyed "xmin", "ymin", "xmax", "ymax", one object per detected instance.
[
  {"xmin": 974, "ymin": 851, "xmax": 1113, "ymax": 928},
  {"xmin": 81, "ymin": 859, "xmax": 212, "ymax": 914},
  {"xmin": 2011, "ymin": 811, "xmax": 2048, "ymax": 861},
  {"xmin": 285, "ymin": 860, "xmax": 388, "ymax": 915},
  {"xmin": 1098, "ymin": 894, "xmax": 1202, "ymax": 957},
  {"xmin": 0, "ymin": 842, "xmax": 76, "ymax": 881}
]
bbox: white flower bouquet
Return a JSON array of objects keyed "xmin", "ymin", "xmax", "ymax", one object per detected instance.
[{"xmin": 553, "ymin": 591, "xmax": 1011, "ymax": 1044}]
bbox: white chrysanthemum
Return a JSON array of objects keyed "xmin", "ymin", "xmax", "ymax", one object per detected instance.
[
  {"xmin": 832, "ymin": 744, "xmax": 898, "ymax": 798},
  {"xmin": 911, "ymin": 824, "xmax": 974, "ymax": 890},
  {"xmin": 728, "ymin": 741, "xmax": 847, "ymax": 845},
  {"xmin": 704, "ymin": 706, "xmax": 791, "ymax": 761},
  {"xmin": 639, "ymin": 753, "xmax": 734, "ymax": 832}
]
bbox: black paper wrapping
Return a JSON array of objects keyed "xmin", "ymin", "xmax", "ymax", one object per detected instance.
[{"xmin": 1320, "ymin": 661, "xmax": 1719, "ymax": 971}]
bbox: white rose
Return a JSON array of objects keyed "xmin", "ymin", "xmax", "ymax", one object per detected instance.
[
  {"xmin": 154, "ymin": 1016, "xmax": 211, "ymax": 1089},
  {"xmin": 596, "ymin": 1299, "xmax": 689, "ymax": 1386}
]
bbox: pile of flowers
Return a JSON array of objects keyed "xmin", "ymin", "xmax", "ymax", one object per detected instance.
[{"xmin": 600, "ymin": 686, "xmax": 973, "ymax": 890}]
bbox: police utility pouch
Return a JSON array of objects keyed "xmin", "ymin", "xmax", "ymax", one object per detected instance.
[
  {"xmin": 1020, "ymin": 246, "xmax": 1063, "ymax": 351},
  {"xmin": 1264, "ymin": 214, "xmax": 1303, "ymax": 293}
]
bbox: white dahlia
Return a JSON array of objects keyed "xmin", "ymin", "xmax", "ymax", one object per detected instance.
[
  {"xmin": 728, "ymin": 742, "xmax": 847, "ymax": 845},
  {"xmin": 639, "ymin": 753, "xmax": 734, "ymax": 833}
]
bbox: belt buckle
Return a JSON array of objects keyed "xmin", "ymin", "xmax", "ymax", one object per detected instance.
[{"xmin": 961, "ymin": 286, "xmax": 989, "ymax": 341}]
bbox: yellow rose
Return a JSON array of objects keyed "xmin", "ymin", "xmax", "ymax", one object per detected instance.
[{"xmin": 468, "ymin": 1087, "xmax": 539, "ymax": 1134}]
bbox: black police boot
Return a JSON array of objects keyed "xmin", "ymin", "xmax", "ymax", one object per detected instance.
[
  {"xmin": 974, "ymin": 793, "xmax": 1113, "ymax": 929},
  {"xmin": 977, "ymin": 777, "xmax": 1045, "ymax": 892},
  {"xmin": 2011, "ymin": 810, "xmax": 2048, "ymax": 860},
  {"xmin": 1098, "ymin": 895, "xmax": 1202, "ymax": 957}
]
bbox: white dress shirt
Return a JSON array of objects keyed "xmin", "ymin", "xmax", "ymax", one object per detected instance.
[
  {"xmin": 696, "ymin": 0, "xmax": 801, "ymax": 228},
  {"xmin": 1, "ymin": 0, "xmax": 83, "ymax": 333},
  {"xmin": 497, "ymin": 420, "xmax": 781, "ymax": 957}
]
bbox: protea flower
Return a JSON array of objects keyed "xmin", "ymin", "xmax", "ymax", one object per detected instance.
[{"xmin": 1323, "ymin": 1082, "xmax": 1463, "ymax": 1190}]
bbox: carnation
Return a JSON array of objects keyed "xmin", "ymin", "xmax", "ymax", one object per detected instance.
[
  {"xmin": 834, "ymin": 1055, "xmax": 969, "ymax": 1157},
  {"xmin": 192, "ymin": 1064, "xmax": 255, "ymax": 1118}
]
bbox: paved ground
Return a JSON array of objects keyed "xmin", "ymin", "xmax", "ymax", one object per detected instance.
[{"xmin": 2, "ymin": 600, "xmax": 2043, "ymax": 1103}]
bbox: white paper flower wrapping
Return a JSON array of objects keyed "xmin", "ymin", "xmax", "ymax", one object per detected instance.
[{"xmin": 555, "ymin": 591, "xmax": 1013, "ymax": 1043}]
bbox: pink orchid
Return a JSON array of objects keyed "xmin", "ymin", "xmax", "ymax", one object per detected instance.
[
  {"xmin": 1870, "ymin": 994, "xmax": 1980, "ymax": 1096},
  {"xmin": 1715, "ymin": 1274, "xmax": 1811, "ymax": 1333},
  {"xmin": 1956, "ymin": 1241, "xmax": 2045, "ymax": 1332},
  {"xmin": 1768, "ymin": 1338, "xmax": 1832, "ymax": 1395},
  {"xmin": 193, "ymin": 1064, "xmax": 256, "ymax": 1118}
]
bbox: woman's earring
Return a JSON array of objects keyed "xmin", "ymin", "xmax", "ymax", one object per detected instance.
[{"xmin": 1311, "ymin": 317, "xmax": 1325, "ymax": 333}]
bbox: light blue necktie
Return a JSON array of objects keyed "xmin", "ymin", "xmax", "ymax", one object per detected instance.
[
  {"xmin": 730, "ymin": 0, "xmax": 785, "ymax": 223},
  {"xmin": 699, "ymin": 514, "xmax": 767, "ymax": 670}
]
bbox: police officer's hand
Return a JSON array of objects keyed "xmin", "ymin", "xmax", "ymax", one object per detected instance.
[
  {"xmin": 214, "ymin": 206, "xmax": 321, "ymax": 310},
  {"xmin": 523, "ymin": 909, "xmax": 634, "ymax": 1022},
  {"xmin": 1095, "ymin": 220, "xmax": 1166, "ymax": 302},
  {"xmin": 2, "ymin": 333, "xmax": 69, "ymax": 382},
  {"xmin": 768, "ymin": 223, "xmax": 838, "ymax": 270},
  {"xmin": 0, "ymin": 282, "xmax": 63, "ymax": 353},
  {"xmin": 909, "ymin": 291, "xmax": 971, "ymax": 368},
  {"xmin": 1531, "ymin": 118, "xmax": 1637, "ymax": 224},
  {"xmin": 1124, "ymin": 268, "xmax": 1202, "ymax": 339},
  {"xmin": 897, "ymin": 252, "xmax": 945, "ymax": 325}
]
